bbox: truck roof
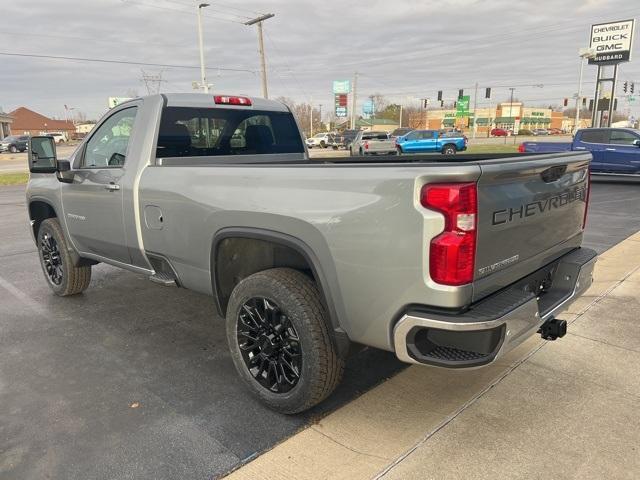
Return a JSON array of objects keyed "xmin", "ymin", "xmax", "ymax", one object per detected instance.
[{"xmin": 160, "ymin": 93, "xmax": 290, "ymax": 112}]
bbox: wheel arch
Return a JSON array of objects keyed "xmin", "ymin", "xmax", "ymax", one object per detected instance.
[
  {"xmin": 211, "ymin": 227, "xmax": 350, "ymax": 356},
  {"xmin": 28, "ymin": 200, "xmax": 58, "ymax": 240}
]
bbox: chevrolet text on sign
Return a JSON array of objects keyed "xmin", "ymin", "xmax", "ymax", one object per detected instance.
[{"xmin": 589, "ymin": 19, "xmax": 635, "ymax": 64}]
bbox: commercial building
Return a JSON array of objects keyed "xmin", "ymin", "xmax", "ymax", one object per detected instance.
[
  {"xmin": 9, "ymin": 107, "xmax": 75, "ymax": 137},
  {"xmin": 338, "ymin": 118, "xmax": 399, "ymax": 132},
  {"xmin": 0, "ymin": 111, "xmax": 12, "ymax": 139},
  {"xmin": 408, "ymin": 102, "xmax": 586, "ymax": 134}
]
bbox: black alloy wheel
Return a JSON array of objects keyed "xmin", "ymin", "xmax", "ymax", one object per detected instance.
[
  {"xmin": 236, "ymin": 297, "xmax": 302, "ymax": 393},
  {"xmin": 40, "ymin": 232, "xmax": 63, "ymax": 286}
]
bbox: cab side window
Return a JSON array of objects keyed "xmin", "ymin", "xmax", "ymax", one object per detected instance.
[
  {"xmin": 609, "ymin": 130, "xmax": 639, "ymax": 145},
  {"xmin": 83, "ymin": 107, "xmax": 137, "ymax": 168},
  {"xmin": 580, "ymin": 130, "xmax": 608, "ymax": 144}
]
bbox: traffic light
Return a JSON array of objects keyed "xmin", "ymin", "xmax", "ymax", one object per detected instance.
[
  {"xmin": 423, "ymin": 99, "xmax": 428, "ymax": 108},
  {"xmin": 582, "ymin": 97, "xmax": 587, "ymax": 107},
  {"xmin": 437, "ymin": 90, "xmax": 442, "ymax": 101},
  {"xmin": 623, "ymin": 81, "xmax": 628, "ymax": 93},
  {"xmin": 440, "ymin": 100, "xmax": 444, "ymax": 108},
  {"xmin": 458, "ymin": 89, "xmax": 464, "ymax": 99},
  {"xmin": 485, "ymin": 87, "xmax": 491, "ymax": 99},
  {"xmin": 563, "ymin": 98, "xmax": 568, "ymax": 107},
  {"xmin": 632, "ymin": 82, "xmax": 636, "ymax": 94},
  {"xmin": 453, "ymin": 101, "xmax": 457, "ymax": 108}
]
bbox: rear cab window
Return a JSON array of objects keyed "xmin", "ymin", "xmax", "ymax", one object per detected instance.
[
  {"xmin": 609, "ymin": 129, "xmax": 640, "ymax": 145},
  {"xmin": 579, "ymin": 129, "xmax": 609, "ymax": 144},
  {"xmin": 156, "ymin": 107, "xmax": 304, "ymax": 160}
]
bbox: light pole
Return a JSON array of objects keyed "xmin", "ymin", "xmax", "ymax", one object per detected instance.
[
  {"xmin": 196, "ymin": 3, "xmax": 210, "ymax": 93},
  {"xmin": 505, "ymin": 87, "xmax": 515, "ymax": 145},
  {"xmin": 575, "ymin": 48, "xmax": 595, "ymax": 132},
  {"xmin": 245, "ymin": 14, "xmax": 275, "ymax": 99}
]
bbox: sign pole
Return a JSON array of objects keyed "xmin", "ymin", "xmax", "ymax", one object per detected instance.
[
  {"xmin": 591, "ymin": 65, "xmax": 602, "ymax": 128},
  {"xmin": 607, "ymin": 64, "xmax": 618, "ymax": 127}
]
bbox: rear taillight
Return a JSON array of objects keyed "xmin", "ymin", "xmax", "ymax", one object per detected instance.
[
  {"xmin": 421, "ymin": 182, "xmax": 477, "ymax": 286},
  {"xmin": 364, "ymin": 141, "xmax": 369, "ymax": 150},
  {"xmin": 518, "ymin": 143, "xmax": 526, "ymax": 153},
  {"xmin": 214, "ymin": 95, "xmax": 252, "ymax": 106},
  {"xmin": 583, "ymin": 168, "xmax": 591, "ymax": 229}
]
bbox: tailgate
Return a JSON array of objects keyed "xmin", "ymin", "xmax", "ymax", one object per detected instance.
[{"xmin": 473, "ymin": 152, "xmax": 590, "ymax": 301}]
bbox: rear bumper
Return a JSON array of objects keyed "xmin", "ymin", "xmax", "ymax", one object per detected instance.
[{"xmin": 393, "ymin": 247, "xmax": 597, "ymax": 368}]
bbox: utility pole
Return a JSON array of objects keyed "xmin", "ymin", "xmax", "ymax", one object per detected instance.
[
  {"xmin": 472, "ymin": 82, "xmax": 478, "ymax": 139},
  {"xmin": 350, "ymin": 72, "xmax": 358, "ymax": 130},
  {"xmin": 319, "ymin": 104, "xmax": 323, "ymax": 129},
  {"xmin": 196, "ymin": 3, "xmax": 210, "ymax": 93},
  {"xmin": 575, "ymin": 48, "xmax": 595, "ymax": 132},
  {"xmin": 309, "ymin": 97, "xmax": 313, "ymax": 136},
  {"xmin": 245, "ymin": 13, "xmax": 275, "ymax": 99},
  {"xmin": 399, "ymin": 103, "xmax": 403, "ymax": 127}
]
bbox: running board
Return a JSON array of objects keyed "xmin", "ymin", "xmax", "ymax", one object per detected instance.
[{"xmin": 149, "ymin": 271, "xmax": 177, "ymax": 286}]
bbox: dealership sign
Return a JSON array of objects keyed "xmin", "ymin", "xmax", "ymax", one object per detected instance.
[{"xmin": 589, "ymin": 19, "xmax": 635, "ymax": 64}]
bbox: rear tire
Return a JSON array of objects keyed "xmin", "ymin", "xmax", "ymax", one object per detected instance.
[
  {"xmin": 37, "ymin": 218, "xmax": 91, "ymax": 296},
  {"xmin": 442, "ymin": 144, "xmax": 457, "ymax": 155},
  {"xmin": 226, "ymin": 268, "xmax": 344, "ymax": 414}
]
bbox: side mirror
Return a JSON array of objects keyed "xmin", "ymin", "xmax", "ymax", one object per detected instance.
[
  {"xmin": 29, "ymin": 136, "xmax": 57, "ymax": 173},
  {"xmin": 55, "ymin": 160, "xmax": 74, "ymax": 184},
  {"xmin": 633, "ymin": 139, "xmax": 640, "ymax": 147}
]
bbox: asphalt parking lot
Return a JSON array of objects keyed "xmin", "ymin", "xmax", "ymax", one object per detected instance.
[{"xmin": 1, "ymin": 180, "xmax": 639, "ymax": 479}]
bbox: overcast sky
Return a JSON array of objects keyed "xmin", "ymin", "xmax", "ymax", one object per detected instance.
[{"xmin": 2, "ymin": 0, "xmax": 639, "ymax": 121}]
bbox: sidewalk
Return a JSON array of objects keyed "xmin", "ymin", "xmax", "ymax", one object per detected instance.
[{"xmin": 225, "ymin": 231, "xmax": 640, "ymax": 480}]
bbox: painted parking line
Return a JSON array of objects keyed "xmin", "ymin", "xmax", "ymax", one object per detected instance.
[
  {"xmin": 0, "ymin": 274, "xmax": 47, "ymax": 315},
  {"xmin": 225, "ymin": 231, "xmax": 640, "ymax": 480}
]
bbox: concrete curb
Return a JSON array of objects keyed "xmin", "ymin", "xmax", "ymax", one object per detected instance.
[{"xmin": 224, "ymin": 231, "xmax": 640, "ymax": 480}]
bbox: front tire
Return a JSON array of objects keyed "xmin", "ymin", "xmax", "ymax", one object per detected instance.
[
  {"xmin": 37, "ymin": 218, "xmax": 91, "ymax": 296},
  {"xmin": 226, "ymin": 268, "xmax": 344, "ymax": 414},
  {"xmin": 9, "ymin": 145, "xmax": 17, "ymax": 153}
]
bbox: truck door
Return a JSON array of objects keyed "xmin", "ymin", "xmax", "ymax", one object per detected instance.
[
  {"xmin": 61, "ymin": 106, "xmax": 138, "ymax": 264},
  {"xmin": 602, "ymin": 129, "xmax": 640, "ymax": 173},
  {"xmin": 575, "ymin": 129, "xmax": 608, "ymax": 172}
]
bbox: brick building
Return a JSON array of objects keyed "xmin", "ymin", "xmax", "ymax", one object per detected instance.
[{"xmin": 8, "ymin": 107, "xmax": 75, "ymax": 137}]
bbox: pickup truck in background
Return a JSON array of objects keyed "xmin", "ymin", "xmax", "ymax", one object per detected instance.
[
  {"xmin": 349, "ymin": 130, "xmax": 397, "ymax": 155},
  {"xmin": 26, "ymin": 93, "xmax": 596, "ymax": 414},
  {"xmin": 520, "ymin": 128, "xmax": 640, "ymax": 179},
  {"xmin": 395, "ymin": 129, "xmax": 467, "ymax": 155}
]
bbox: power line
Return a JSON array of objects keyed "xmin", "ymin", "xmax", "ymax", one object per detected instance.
[
  {"xmin": 121, "ymin": 0, "xmax": 245, "ymax": 24},
  {"xmin": 0, "ymin": 51, "xmax": 256, "ymax": 73}
]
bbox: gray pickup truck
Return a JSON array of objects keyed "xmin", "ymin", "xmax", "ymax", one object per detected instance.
[{"xmin": 26, "ymin": 93, "xmax": 596, "ymax": 414}]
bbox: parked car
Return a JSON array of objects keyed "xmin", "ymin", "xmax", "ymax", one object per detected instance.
[
  {"xmin": 350, "ymin": 130, "xmax": 397, "ymax": 155},
  {"xmin": 25, "ymin": 93, "xmax": 596, "ymax": 414},
  {"xmin": 519, "ymin": 127, "xmax": 640, "ymax": 179},
  {"xmin": 547, "ymin": 128, "xmax": 563, "ymax": 135},
  {"xmin": 395, "ymin": 129, "xmax": 467, "ymax": 155},
  {"xmin": 531, "ymin": 129, "xmax": 549, "ymax": 136},
  {"xmin": 305, "ymin": 132, "xmax": 337, "ymax": 149},
  {"xmin": 334, "ymin": 129, "xmax": 359, "ymax": 149},
  {"xmin": 490, "ymin": 128, "xmax": 509, "ymax": 137},
  {"xmin": 0, "ymin": 135, "xmax": 29, "ymax": 153},
  {"xmin": 46, "ymin": 132, "xmax": 68, "ymax": 143}
]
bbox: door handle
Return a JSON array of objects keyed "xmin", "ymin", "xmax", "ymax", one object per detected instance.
[
  {"xmin": 605, "ymin": 148, "xmax": 616, "ymax": 151},
  {"xmin": 574, "ymin": 147, "xmax": 586, "ymax": 150},
  {"xmin": 105, "ymin": 183, "xmax": 120, "ymax": 191}
]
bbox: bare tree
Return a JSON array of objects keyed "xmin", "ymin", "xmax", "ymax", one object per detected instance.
[{"xmin": 275, "ymin": 96, "xmax": 323, "ymax": 136}]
